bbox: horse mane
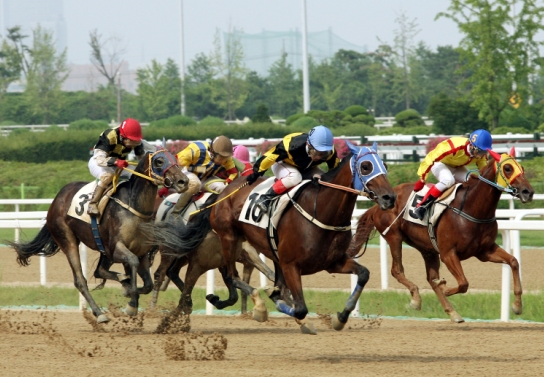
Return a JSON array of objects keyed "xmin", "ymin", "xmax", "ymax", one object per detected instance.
[{"xmin": 318, "ymin": 152, "xmax": 353, "ymax": 184}]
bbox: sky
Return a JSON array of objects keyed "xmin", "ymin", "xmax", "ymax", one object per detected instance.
[{"xmin": 53, "ymin": 0, "xmax": 462, "ymax": 70}]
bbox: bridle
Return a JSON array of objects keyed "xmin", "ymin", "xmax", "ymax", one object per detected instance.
[{"xmin": 123, "ymin": 149, "xmax": 180, "ymax": 188}]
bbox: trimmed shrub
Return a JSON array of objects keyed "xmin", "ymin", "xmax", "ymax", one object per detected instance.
[
  {"xmin": 492, "ymin": 126, "xmax": 531, "ymax": 134},
  {"xmin": 252, "ymin": 104, "xmax": 272, "ymax": 123},
  {"xmin": 286, "ymin": 113, "xmax": 304, "ymax": 125},
  {"xmin": 68, "ymin": 118, "xmax": 109, "ymax": 131},
  {"xmin": 291, "ymin": 116, "xmax": 319, "ymax": 129},
  {"xmin": 199, "ymin": 116, "xmax": 226, "ymax": 126},
  {"xmin": 344, "ymin": 105, "xmax": 369, "ymax": 117},
  {"xmin": 394, "ymin": 109, "xmax": 424, "ymax": 128},
  {"xmin": 166, "ymin": 115, "xmax": 197, "ymax": 127},
  {"xmin": 306, "ymin": 109, "xmax": 347, "ymax": 128},
  {"xmin": 353, "ymin": 114, "xmax": 376, "ymax": 126}
]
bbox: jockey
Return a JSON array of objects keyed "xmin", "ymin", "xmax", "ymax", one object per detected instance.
[
  {"xmin": 171, "ymin": 135, "xmax": 238, "ymax": 215},
  {"xmin": 247, "ymin": 125, "xmax": 339, "ymax": 212},
  {"xmin": 87, "ymin": 118, "xmax": 144, "ymax": 216},
  {"xmin": 232, "ymin": 145, "xmax": 253, "ymax": 176},
  {"xmin": 413, "ymin": 129, "xmax": 493, "ymax": 220}
]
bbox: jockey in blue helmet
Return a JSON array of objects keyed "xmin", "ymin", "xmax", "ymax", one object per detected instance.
[
  {"xmin": 247, "ymin": 125, "xmax": 340, "ymax": 212},
  {"xmin": 412, "ymin": 129, "xmax": 493, "ymax": 220}
]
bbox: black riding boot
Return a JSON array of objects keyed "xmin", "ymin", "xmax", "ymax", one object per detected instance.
[
  {"xmin": 256, "ymin": 187, "xmax": 279, "ymax": 213},
  {"xmin": 414, "ymin": 195, "xmax": 437, "ymax": 220}
]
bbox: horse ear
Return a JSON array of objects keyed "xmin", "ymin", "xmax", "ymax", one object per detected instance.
[
  {"xmin": 372, "ymin": 141, "xmax": 378, "ymax": 152},
  {"xmin": 345, "ymin": 140, "xmax": 359, "ymax": 155},
  {"xmin": 488, "ymin": 149, "xmax": 501, "ymax": 162},
  {"xmin": 509, "ymin": 146, "xmax": 516, "ymax": 157}
]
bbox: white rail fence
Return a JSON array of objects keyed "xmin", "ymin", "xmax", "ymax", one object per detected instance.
[{"xmin": 2, "ymin": 196, "xmax": 544, "ymax": 322}]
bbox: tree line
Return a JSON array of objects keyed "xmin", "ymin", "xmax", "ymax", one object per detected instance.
[{"xmin": 1, "ymin": 2, "xmax": 544, "ymax": 135}]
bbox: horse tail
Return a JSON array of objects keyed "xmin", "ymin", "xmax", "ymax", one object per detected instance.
[
  {"xmin": 347, "ymin": 206, "xmax": 377, "ymax": 258},
  {"xmin": 10, "ymin": 225, "xmax": 59, "ymax": 267},
  {"xmin": 152, "ymin": 205, "xmax": 214, "ymax": 257}
]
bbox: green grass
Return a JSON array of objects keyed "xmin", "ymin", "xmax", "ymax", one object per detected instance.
[{"xmin": 1, "ymin": 286, "xmax": 543, "ymax": 322}]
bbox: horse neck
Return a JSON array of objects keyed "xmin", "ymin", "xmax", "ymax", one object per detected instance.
[
  {"xmin": 312, "ymin": 161, "xmax": 358, "ymax": 223},
  {"xmin": 128, "ymin": 162, "xmax": 156, "ymax": 214},
  {"xmin": 462, "ymin": 162, "xmax": 501, "ymax": 218}
]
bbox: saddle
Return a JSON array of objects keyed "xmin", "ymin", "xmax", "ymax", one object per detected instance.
[{"xmin": 67, "ymin": 181, "xmax": 126, "ymax": 224}]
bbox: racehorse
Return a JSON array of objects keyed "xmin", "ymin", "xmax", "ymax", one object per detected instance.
[
  {"xmin": 11, "ymin": 150, "xmax": 189, "ymax": 323},
  {"xmin": 152, "ymin": 142, "xmax": 396, "ymax": 334},
  {"xmin": 149, "ymin": 193, "xmax": 275, "ymax": 314},
  {"xmin": 348, "ymin": 148, "xmax": 534, "ymax": 323}
]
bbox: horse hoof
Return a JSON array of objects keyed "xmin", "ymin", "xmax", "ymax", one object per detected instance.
[
  {"xmin": 332, "ymin": 314, "xmax": 346, "ymax": 331},
  {"xmin": 512, "ymin": 303, "xmax": 523, "ymax": 315},
  {"xmin": 300, "ymin": 322, "xmax": 317, "ymax": 335},
  {"xmin": 252, "ymin": 307, "xmax": 268, "ymax": 322},
  {"xmin": 449, "ymin": 312, "xmax": 465, "ymax": 323},
  {"xmin": 125, "ymin": 304, "xmax": 138, "ymax": 316},
  {"xmin": 409, "ymin": 299, "xmax": 422, "ymax": 311},
  {"xmin": 97, "ymin": 314, "xmax": 110, "ymax": 323}
]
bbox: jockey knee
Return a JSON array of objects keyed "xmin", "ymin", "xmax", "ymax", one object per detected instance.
[
  {"xmin": 99, "ymin": 173, "xmax": 114, "ymax": 187},
  {"xmin": 186, "ymin": 178, "xmax": 201, "ymax": 196}
]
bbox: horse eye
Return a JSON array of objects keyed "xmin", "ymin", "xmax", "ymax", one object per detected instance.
[
  {"xmin": 359, "ymin": 162, "xmax": 374, "ymax": 176},
  {"xmin": 504, "ymin": 164, "xmax": 513, "ymax": 173},
  {"xmin": 156, "ymin": 158, "xmax": 165, "ymax": 167}
]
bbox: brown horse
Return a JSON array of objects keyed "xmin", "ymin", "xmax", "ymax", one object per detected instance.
[
  {"xmin": 349, "ymin": 148, "xmax": 534, "ymax": 323},
  {"xmin": 11, "ymin": 150, "xmax": 188, "ymax": 323},
  {"xmin": 153, "ymin": 142, "xmax": 396, "ymax": 333},
  {"xmin": 149, "ymin": 193, "xmax": 275, "ymax": 314}
]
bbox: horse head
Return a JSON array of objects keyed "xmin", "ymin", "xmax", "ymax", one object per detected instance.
[
  {"xmin": 347, "ymin": 141, "xmax": 396, "ymax": 210},
  {"xmin": 487, "ymin": 148, "xmax": 534, "ymax": 203},
  {"xmin": 145, "ymin": 149, "xmax": 189, "ymax": 193}
]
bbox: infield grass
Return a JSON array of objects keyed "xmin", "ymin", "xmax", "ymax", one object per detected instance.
[{"xmin": 1, "ymin": 286, "xmax": 543, "ymax": 322}]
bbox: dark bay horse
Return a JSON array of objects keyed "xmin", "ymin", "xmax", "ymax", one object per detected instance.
[
  {"xmin": 153, "ymin": 142, "xmax": 396, "ymax": 334},
  {"xmin": 11, "ymin": 150, "xmax": 189, "ymax": 323},
  {"xmin": 349, "ymin": 148, "xmax": 534, "ymax": 323},
  {"xmin": 149, "ymin": 193, "xmax": 275, "ymax": 314}
]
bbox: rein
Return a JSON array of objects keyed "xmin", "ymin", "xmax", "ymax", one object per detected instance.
[
  {"xmin": 317, "ymin": 179, "xmax": 369, "ymax": 196},
  {"xmin": 189, "ymin": 182, "xmax": 249, "ymax": 216}
]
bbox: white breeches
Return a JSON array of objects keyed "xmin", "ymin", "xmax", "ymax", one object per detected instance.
[
  {"xmin": 88, "ymin": 157, "xmax": 131, "ymax": 186},
  {"xmin": 431, "ymin": 162, "xmax": 469, "ymax": 192},
  {"xmin": 183, "ymin": 170, "xmax": 227, "ymax": 195},
  {"xmin": 271, "ymin": 162, "xmax": 322, "ymax": 189}
]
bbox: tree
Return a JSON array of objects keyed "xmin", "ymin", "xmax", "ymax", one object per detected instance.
[
  {"xmin": 427, "ymin": 93, "xmax": 488, "ymax": 134},
  {"xmin": 438, "ymin": 0, "xmax": 544, "ymax": 129},
  {"xmin": 23, "ymin": 25, "xmax": 68, "ymax": 124},
  {"xmin": 88, "ymin": 29, "xmax": 126, "ymax": 87},
  {"xmin": 185, "ymin": 53, "xmax": 220, "ymax": 119},
  {"xmin": 136, "ymin": 59, "xmax": 170, "ymax": 121},
  {"xmin": 163, "ymin": 58, "xmax": 182, "ymax": 116},
  {"xmin": 210, "ymin": 27, "xmax": 248, "ymax": 120},
  {"xmin": 389, "ymin": 11, "xmax": 421, "ymax": 110},
  {"xmin": 0, "ymin": 38, "xmax": 22, "ymax": 96},
  {"xmin": 268, "ymin": 52, "xmax": 299, "ymax": 117}
]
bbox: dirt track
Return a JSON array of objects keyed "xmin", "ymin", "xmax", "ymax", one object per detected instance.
[{"xmin": 1, "ymin": 245, "xmax": 544, "ymax": 376}]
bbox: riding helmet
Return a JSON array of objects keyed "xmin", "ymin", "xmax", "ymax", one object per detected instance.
[
  {"xmin": 308, "ymin": 125, "xmax": 334, "ymax": 152},
  {"xmin": 469, "ymin": 129, "xmax": 492, "ymax": 151},
  {"xmin": 119, "ymin": 118, "xmax": 143, "ymax": 141},
  {"xmin": 211, "ymin": 136, "xmax": 233, "ymax": 157}
]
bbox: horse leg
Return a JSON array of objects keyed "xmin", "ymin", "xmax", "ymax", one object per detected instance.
[
  {"xmin": 240, "ymin": 263, "xmax": 253, "ymax": 314},
  {"xmin": 477, "ymin": 244, "xmax": 523, "ymax": 315},
  {"xmin": 387, "ymin": 236, "xmax": 422, "ymax": 310},
  {"xmin": 205, "ymin": 266, "xmax": 242, "ymax": 311},
  {"xmin": 240, "ymin": 243, "xmax": 275, "ymax": 282},
  {"xmin": 136, "ymin": 253, "xmax": 153, "ymax": 295},
  {"xmin": 112, "ymin": 242, "xmax": 141, "ymax": 316},
  {"xmin": 422, "ymin": 253, "xmax": 464, "ymax": 323},
  {"xmin": 62, "ymin": 244, "xmax": 110, "ymax": 323},
  {"xmin": 439, "ymin": 250, "xmax": 469, "ymax": 297},
  {"xmin": 93, "ymin": 253, "xmax": 130, "ymax": 290},
  {"xmin": 326, "ymin": 258, "xmax": 370, "ymax": 332}
]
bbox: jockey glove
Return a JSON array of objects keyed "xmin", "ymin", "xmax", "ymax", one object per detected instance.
[
  {"xmin": 157, "ymin": 187, "xmax": 170, "ymax": 198},
  {"xmin": 246, "ymin": 172, "xmax": 261, "ymax": 185},
  {"xmin": 115, "ymin": 159, "xmax": 129, "ymax": 169},
  {"xmin": 413, "ymin": 179, "xmax": 425, "ymax": 192}
]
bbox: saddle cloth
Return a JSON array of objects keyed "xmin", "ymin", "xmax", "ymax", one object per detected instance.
[
  {"xmin": 66, "ymin": 181, "xmax": 124, "ymax": 224},
  {"xmin": 403, "ymin": 184, "xmax": 461, "ymax": 226},
  {"xmin": 156, "ymin": 192, "xmax": 214, "ymax": 224},
  {"xmin": 238, "ymin": 178, "xmax": 310, "ymax": 229}
]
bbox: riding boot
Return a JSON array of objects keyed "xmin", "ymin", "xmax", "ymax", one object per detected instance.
[
  {"xmin": 414, "ymin": 186, "xmax": 442, "ymax": 220},
  {"xmin": 256, "ymin": 187, "xmax": 279, "ymax": 213},
  {"xmin": 87, "ymin": 184, "xmax": 107, "ymax": 216},
  {"xmin": 171, "ymin": 192, "xmax": 193, "ymax": 217}
]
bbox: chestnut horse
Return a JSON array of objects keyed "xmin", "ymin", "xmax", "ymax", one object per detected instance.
[
  {"xmin": 349, "ymin": 148, "xmax": 534, "ymax": 323},
  {"xmin": 153, "ymin": 142, "xmax": 396, "ymax": 334},
  {"xmin": 11, "ymin": 150, "xmax": 188, "ymax": 323}
]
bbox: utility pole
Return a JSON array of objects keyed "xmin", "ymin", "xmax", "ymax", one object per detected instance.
[
  {"xmin": 117, "ymin": 71, "xmax": 121, "ymax": 123},
  {"xmin": 180, "ymin": 0, "xmax": 186, "ymax": 115},
  {"xmin": 301, "ymin": 0, "xmax": 310, "ymax": 113}
]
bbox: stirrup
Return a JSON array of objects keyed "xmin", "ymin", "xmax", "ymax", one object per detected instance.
[{"xmin": 256, "ymin": 200, "xmax": 269, "ymax": 213}]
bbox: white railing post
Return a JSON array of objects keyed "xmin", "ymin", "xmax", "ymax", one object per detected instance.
[
  {"xmin": 79, "ymin": 244, "xmax": 88, "ymax": 310},
  {"xmin": 206, "ymin": 269, "xmax": 215, "ymax": 315},
  {"xmin": 259, "ymin": 253, "xmax": 267, "ymax": 287},
  {"xmin": 500, "ymin": 230, "xmax": 511, "ymax": 322},
  {"xmin": 14, "ymin": 203, "xmax": 20, "ymax": 242},
  {"xmin": 350, "ymin": 257, "xmax": 360, "ymax": 317},
  {"xmin": 380, "ymin": 236, "xmax": 389, "ymax": 290},
  {"xmin": 40, "ymin": 255, "xmax": 47, "ymax": 286}
]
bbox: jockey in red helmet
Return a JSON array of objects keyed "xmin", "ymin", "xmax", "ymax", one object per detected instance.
[{"xmin": 87, "ymin": 118, "xmax": 145, "ymax": 216}]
